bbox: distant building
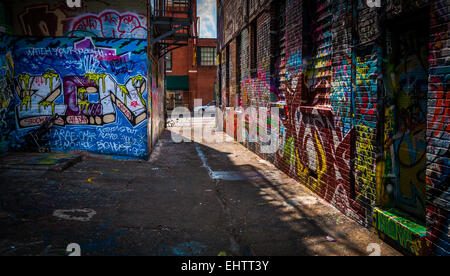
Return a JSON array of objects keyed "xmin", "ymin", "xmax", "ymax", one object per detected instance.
[{"xmin": 165, "ymin": 23, "xmax": 217, "ymax": 110}]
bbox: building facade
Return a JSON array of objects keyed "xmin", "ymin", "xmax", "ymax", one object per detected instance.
[
  {"xmin": 166, "ymin": 37, "xmax": 217, "ymax": 110},
  {"xmin": 217, "ymin": 0, "xmax": 449, "ymax": 256},
  {"xmin": 0, "ymin": 0, "xmax": 166, "ymax": 160}
]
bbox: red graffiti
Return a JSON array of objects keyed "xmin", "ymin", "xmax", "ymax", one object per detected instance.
[{"xmin": 70, "ymin": 10, "xmax": 147, "ymax": 39}]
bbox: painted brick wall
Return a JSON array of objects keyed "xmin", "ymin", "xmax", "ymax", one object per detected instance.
[
  {"xmin": 425, "ymin": 0, "xmax": 449, "ymax": 256},
  {"xmin": 0, "ymin": 33, "xmax": 14, "ymax": 154},
  {"xmin": 0, "ymin": 0, "xmax": 166, "ymax": 160},
  {"xmin": 0, "ymin": 33, "xmax": 150, "ymax": 159},
  {"xmin": 217, "ymin": 0, "xmax": 449, "ymax": 255},
  {"xmin": 10, "ymin": 0, "xmax": 148, "ymax": 39}
]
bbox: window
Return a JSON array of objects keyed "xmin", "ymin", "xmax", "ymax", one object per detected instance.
[
  {"xmin": 165, "ymin": 52, "xmax": 172, "ymax": 71},
  {"xmin": 199, "ymin": 47, "xmax": 216, "ymax": 66},
  {"xmin": 302, "ymin": 0, "xmax": 332, "ymax": 107}
]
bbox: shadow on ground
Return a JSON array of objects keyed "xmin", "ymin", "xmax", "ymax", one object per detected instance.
[{"xmin": 0, "ymin": 128, "xmax": 401, "ymax": 256}]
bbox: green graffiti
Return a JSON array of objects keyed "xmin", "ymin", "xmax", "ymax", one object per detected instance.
[
  {"xmin": 374, "ymin": 208, "xmax": 427, "ymax": 255},
  {"xmin": 284, "ymin": 137, "xmax": 295, "ymax": 165}
]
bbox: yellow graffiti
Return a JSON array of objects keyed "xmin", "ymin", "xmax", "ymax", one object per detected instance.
[
  {"xmin": 314, "ymin": 132, "xmax": 327, "ymax": 191},
  {"xmin": 78, "ymin": 87, "xmax": 88, "ymax": 96},
  {"xmin": 0, "ymin": 53, "xmax": 14, "ymax": 111},
  {"xmin": 38, "ymin": 101, "xmax": 56, "ymax": 114},
  {"xmin": 77, "ymin": 100, "xmax": 91, "ymax": 114},
  {"xmin": 42, "ymin": 70, "xmax": 58, "ymax": 92},
  {"xmin": 85, "ymin": 73, "xmax": 107, "ymax": 93},
  {"xmin": 409, "ymin": 239, "xmax": 422, "ymax": 256},
  {"xmin": 356, "ymin": 57, "xmax": 372, "ymax": 85},
  {"xmin": 296, "ymin": 149, "xmax": 308, "ymax": 182},
  {"xmin": 356, "ymin": 125, "xmax": 376, "ymax": 203},
  {"xmin": 20, "ymin": 95, "xmax": 32, "ymax": 111},
  {"xmin": 76, "ymin": 87, "xmax": 91, "ymax": 113},
  {"xmin": 118, "ymin": 84, "xmax": 129, "ymax": 106},
  {"xmin": 294, "ymin": 133, "xmax": 327, "ymax": 192},
  {"xmin": 19, "ymin": 74, "xmax": 31, "ymax": 94},
  {"xmin": 131, "ymin": 75, "xmax": 146, "ymax": 106},
  {"xmin": 4, "ymin": 53, "xmax": 14, "ymax": 79},
  {"xmin": 0, "ymin": 93, "xmax": 9, "ymax": 109},
  {"xmin": 131, "ymin": 75, "xmax": 144, "ymax": 89}
]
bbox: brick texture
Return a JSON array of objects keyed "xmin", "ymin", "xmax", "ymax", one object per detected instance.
[{"xmin": 217, "ymin": 0, "xmax": 449, "ymax": 256}]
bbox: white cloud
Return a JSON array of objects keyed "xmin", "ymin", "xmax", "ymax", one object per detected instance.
[{"xmin": 198, "ymin": 0, "xmax": 217, "ymax": 38}]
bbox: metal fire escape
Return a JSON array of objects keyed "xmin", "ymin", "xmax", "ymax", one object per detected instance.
[{"xmin": 149, "ymin": 0, "xmax": 197, "ymax": 58}]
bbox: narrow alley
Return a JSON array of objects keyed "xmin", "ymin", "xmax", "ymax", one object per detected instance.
[
  {"xmin": 0, "ymin": 118, "xmax": 401, "ymax": 256},
  {"xmin": 0, "ymin": 0, "xmax": 447, "ymax": 258}
]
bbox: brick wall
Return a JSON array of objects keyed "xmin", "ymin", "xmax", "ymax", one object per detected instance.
[
  {"xmin": 196, "ymin": 39, "xmax": 218, "ymax": 107},
  {"xmin": 166, "ymin": 37, "xmax": 217, "ymax": 109},
  {"xmin": 0, "ymin": 0, "xmax": 165, "ymax": 160},
  {"xmin": 425, "ymin": 0, "xmax": 449, "ymax": 256},
  {"xmin": 9, "ymin": 0, "xmax": 148, "ymax": 38},
  {"xmin": 217, "ymin": 0, "xmax": 449, "ymax": 255}
]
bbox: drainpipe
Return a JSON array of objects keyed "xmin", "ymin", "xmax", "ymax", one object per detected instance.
[
  {"xmin": 147, "ymin": 0, "xmax": 154, "ymax": 158},
  {"xmin": 349, "ymin": 0, "xmax": 358, "ymax": 200}
]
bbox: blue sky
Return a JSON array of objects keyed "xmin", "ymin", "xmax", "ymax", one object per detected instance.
[{"xmin": 197, "ymin": 0, "xmax": 217, "ymax": 38}]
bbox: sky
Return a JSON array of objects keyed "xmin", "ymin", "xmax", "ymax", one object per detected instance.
[{"xmin": 197, "ymin": 0, "xmax": 217, "ymax": 38}]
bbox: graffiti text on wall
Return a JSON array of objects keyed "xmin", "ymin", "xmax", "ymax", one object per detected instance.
[
  {"xmin": 68, "ymin": 10, "xmax": 147, "ymax": 39},
  {"xmin": 2, "ymin": 33, "xmax": 149, "ymax": 158}
]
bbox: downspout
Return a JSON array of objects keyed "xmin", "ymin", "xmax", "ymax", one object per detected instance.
[
  {"xmin": 147, "ymin": 0, "xmax": 154, "ymax": 158},
  {"xmin": 375, "ymin": 0, "xmax": 387, "ymax": 207},
  {"xmin": 349, "ymin": 0, "xmax": 358, "ymax": 200}
]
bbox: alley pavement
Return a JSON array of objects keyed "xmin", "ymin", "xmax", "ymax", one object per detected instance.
[{"xmin": 0, "ymin": 118, "xmax": 402, "ymax": 256}]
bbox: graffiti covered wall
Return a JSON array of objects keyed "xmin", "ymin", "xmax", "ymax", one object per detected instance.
[
  {"xmin": 218, "ymin": 0, "xmax": 449, "ymax": 255},
  {"xmin": 11, "ymin": 0, "xmax": 147, "ymax": 38},
  {"xmin": 0, "ymin": 35, "xmax": 15, "ymax": 154},
  {"xmin": 0, "ymin": 33, "xmax": 150, "ymax": 159},
  {"xmin": 424, "ymin": 0, "xmax": 449, "ymax": 256}
]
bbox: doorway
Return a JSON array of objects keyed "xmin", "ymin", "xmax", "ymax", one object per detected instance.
[{"xmin": 382, "ymin": 10, "xmax": 429, "ymax": 222}]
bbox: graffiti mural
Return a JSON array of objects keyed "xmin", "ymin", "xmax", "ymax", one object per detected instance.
[
  {"xmin": 373, "ymin": 207, "xmax": 427, "ymax": 256},
  {"xmin": 0, "ymin": 50, "xmax": 14, "ymax": 154},
  {"xmin": 16, "ymin": 2, "xmax": 148, "ymax": 40},
  {"xmin": 1, "ymin": 33, "xmax": 149, "ymax": 158},
  {"xmin": 218, "ymin": 0, "xmax": 449, "ymax": 255},
  {"xmin": 68, "ymin": 10, "xmax": 147, "ymax": 39}
]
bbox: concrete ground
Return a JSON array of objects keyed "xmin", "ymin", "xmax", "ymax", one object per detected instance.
[{"xmin": 0, "ymin": 117, "xmax": 402, "ymax": 256}]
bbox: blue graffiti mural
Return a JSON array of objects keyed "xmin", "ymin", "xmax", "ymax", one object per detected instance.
[{"xmin": 0, "ymin": 33, "xmax": 149, "ymax": 159}]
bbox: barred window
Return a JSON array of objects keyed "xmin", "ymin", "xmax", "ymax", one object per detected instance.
[{"xmin": 200, "ymin": 47, "xmax": 216, "ymax": 66}]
